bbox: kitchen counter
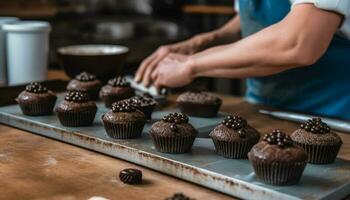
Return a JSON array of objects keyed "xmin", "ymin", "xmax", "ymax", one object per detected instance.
[{"xmin": 0, "ymin": 71, "xmax": 349, "ymax": 200}]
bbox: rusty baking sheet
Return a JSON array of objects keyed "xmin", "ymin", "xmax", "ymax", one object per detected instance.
[{"xmin": 0, "ymin": 95, "xmax": 349, "ymax": 200}]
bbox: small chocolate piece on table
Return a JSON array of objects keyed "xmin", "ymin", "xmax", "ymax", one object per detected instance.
[
  {"xmin": 119, "ymin": 168, "xmax": 142, "ymax": 184},
  {"xmin": 165, "ymin": 193, "xmax": 194, "ymax": 200}
]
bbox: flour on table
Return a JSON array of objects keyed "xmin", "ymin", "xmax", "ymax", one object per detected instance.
[{"xmin": 43, "ymin": 155, "xmax": 57, "ymax": 166}]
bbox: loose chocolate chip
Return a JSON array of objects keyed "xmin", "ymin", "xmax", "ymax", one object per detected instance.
[
  {"xmin": 108, "ymin": 76, "xmax": 130, "ymax": 87},
  {"xmin": 75, "ymin": 72, "xmax": 96, "ymax": 82},
  {"xmin": 25, "ymin": 82, "xmax": 48, "ymax": 93},
  {"xmin": 119, "ymin": 168, "xmax": 142, "ymax": 184},
  {"xmin": 64, "ymin": 91, "xmax": 89, "ymax": 102},
  {"xmin": 166, "ymin": 193, "xmax": 193, "ymax": 200}
]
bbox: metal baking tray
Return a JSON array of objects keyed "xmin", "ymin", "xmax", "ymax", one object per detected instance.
[{"xmin": 0, "ymin": 94, "xmax": 349, "ymax": 200}]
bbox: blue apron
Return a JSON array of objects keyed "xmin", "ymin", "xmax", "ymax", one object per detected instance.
[{"xmin": 239, "ymin": 0, "xmax": 350, "ymax": 120}]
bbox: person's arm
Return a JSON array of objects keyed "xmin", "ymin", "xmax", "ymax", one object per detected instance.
[
  {"xmin": 151, "ymin": 4, "xmax": 342, "ymax": 89},
  {"xmin": 134, "ymin": 15, "xmax": 241, "ymax": 86}
]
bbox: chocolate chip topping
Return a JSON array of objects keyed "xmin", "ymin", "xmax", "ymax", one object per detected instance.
[
  {"xmin": 119, "ymin": 168, "xmax": 142, "ymax": 184},
  {"xmin": 112, "ymin": 101, "xmax": 136, "ymax": 113},
  {"xmin": 263, "ymin": 130, "xmax": 293, "ymax": 147},
  {"xmin": 25, "ymin": 82, "xmax": 48, "ymax": 93},
  {"xmin": 162, "ymin": 113, "xmax": 189, "ymax": 124},
  {"xmin": 126, "ymin": 94, "xmax": 157, "ymax": 107},
  {"xmin": 143, "ymin": 92, "xmax": 153, "ymax": 98},
  {"xmin": 166, "ymin": 193, "xmax": 193, "ymax": 200},
  {"xmin": 64, "ymin": 91, "xmax": 89, "ymax": 103},
  {"xmin": 75, "ymin": 72, "xmax": 96, "ymax": 82},
  {"xmin": 221, "ymin": 115, "xmax": 247, "ymax": 138},
  {"xmin": 170, "ymin": 124, "xmax": 178, "ymax": 132},
  {"xmin": 176, "ymin": 91, "xmax": 222, "ymax": 104},
  {"xmin": 300, "ymin": 117, "xmax": 330, "ymax": 134},
  {"xmin": 108, "ymin": 76, "xmax": 130, "ymax": 87}
]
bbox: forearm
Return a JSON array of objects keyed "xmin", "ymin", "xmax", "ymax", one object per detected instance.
[
  {"xmin": 170, "ymin": 15, "xmax": 241, "ymax": 54},
  {"xmin": 193, "ymin": 15, "xmax": 241, "ymax": 50},
  {"xmin": 186, "ymin": 4, "xmax": 341, "ymax": 79}
]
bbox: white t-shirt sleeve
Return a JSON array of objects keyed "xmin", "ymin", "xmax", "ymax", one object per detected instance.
[
  {"xmin": 234, "ymin": 0, "xmax": 240, "ymax": 13},
  {"xmin": 292, "ymin": 0, "xmax": 350, "ymax": 39}
]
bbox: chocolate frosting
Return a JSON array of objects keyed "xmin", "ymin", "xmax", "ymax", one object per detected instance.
[
  {"xmin": 99, "ymin": 84, "xmax": 135, "ymax": 98},
  {"xmin": 210, "ymin": 124, "xmax": 260, "ymax": 142},
  {"xmin": 17, "ymin": 90, "xmax": 57, "ymax": 104},
  {"xmin": 56, "ymin": 100, "xmax": 97, "ymax": 112},
  {"xmin": 248, "ymin": 141, "xmax": 307, "ymax": 163},
  {"xmin": 176, "ymin": 91, "xmax": 222, "ymax": 105},
  {"xmin": 102, "ymin": 109, "xmax": 145, "ymax": 123},
  {"xmin": 149, "ymin": 120, "xmax": 198, "ymax": 137},
  {"xmin": 66, "ymin": 79, "xmax": 102, "ymax": 91},
  {"xmin": 291, "ymin": 129, "xmax": 342, "ymax": 145}
]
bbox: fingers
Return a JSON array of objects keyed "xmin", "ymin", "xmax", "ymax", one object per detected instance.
[
  {"xmin": 134, "ymin": 52, "xmax": 157, "ymax": 83},
  {"xmin": 142, "ymin": 50, "xmax": 170, "ymax": 87},
  {"xmin": 154, "ymin": 79, "xmax": 163, "ymax": 94},
  {"xmin": 135, "ymin": 46, "xmax": 170, "ymax": 84}
]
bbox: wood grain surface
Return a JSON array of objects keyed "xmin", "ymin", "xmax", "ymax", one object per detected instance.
[{"xmin": 0, "ymin": 71, "xmax": 349, "ymax": 200}]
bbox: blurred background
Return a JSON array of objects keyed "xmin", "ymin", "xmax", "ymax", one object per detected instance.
[{"xmin": 0, "ymin": 0, "xmax": 243, "ymax": 95}]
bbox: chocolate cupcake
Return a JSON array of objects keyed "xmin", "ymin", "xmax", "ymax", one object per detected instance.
[
  {"xmin": 248, "ymin": 130, "xmax": 308, "ymax": 185},
  {"xmin": 123, "ymin": 94, "xmax": 158, "ymax": 120},
  {"xmin": 210, "ymin": 115, "xmax": 260, "ymax": 159},
  {"xmin": 99, "ymin": 76, "xmax": 135, "ymax": 108},
  {"xmin": 149, "ymin": 113, "xmax": 198, "ymax": 154},
  {"xmin": 16, "ymin": 82, "xmax": 57, "ymax": 116},
  {"xmin": 101, "ymin": 101, "xmax": 146, "ymax": 139},
  {"xmin": 291, "ymin": 118, "xmax": 342, "ymax": 164},
  {"xmin": 166, "ymin": 193, "xmax": 193, "ymax": 200},
  {"xmin": 56, "ymin": 91, "xmax": 97, "ymax": 127},
  {"xmin": 66, "ymin": 72, "xmax": 102, "ymax": 100},
  {"xmin": 119, "ymin": 168, "xmax": 142, "ymax": 184},
  {"xmin": 176, "ymin": 91, "xmax": 222, "ymax": 117}
]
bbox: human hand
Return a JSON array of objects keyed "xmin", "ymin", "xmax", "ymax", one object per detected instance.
[
  {"xmin": 134, "ymin": 36, "xmax": 203, "ymax": 87},
  {"xmin": 151, "ymin": 53, "xmax": 194, "ymax": 91}
]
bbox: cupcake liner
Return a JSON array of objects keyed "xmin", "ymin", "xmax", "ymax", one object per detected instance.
[
  {"xmin": 102, "ymin": 118, "xmax": 145, "ymax": 139},
  {"xmin": 56, "ymin": 109, "xmax": 97, "ymax": 127},
  {"xmin": 150, "ymin": 134, "xmax": 196, "ymax": 154},
  {"xmin": 293, "ymin": 142, "xmax": 341, "ymax": 164},
  {"xmin": 249, "ymin": 159, "xmax": 307, "ymax": 186},
  {"xmin": 177, "ymin": 102, "xmax": 221, "ymax": 118},
  {"xmin": 18, "ymin": 99, "xmax": 56, "ymax": 116},
  {"xmin": 212, "ymin": 139, "xmax": 254, "ymax": 159}
]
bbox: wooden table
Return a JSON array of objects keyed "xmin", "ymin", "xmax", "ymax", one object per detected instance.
[{"xmin": 1, "ymin": 71, "xmax": 349, "ymax": 200}]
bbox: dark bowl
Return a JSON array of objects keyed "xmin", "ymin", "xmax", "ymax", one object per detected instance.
[{"xmin": 57, "ymin": 45, "xmax": 129, "ymax": 82}]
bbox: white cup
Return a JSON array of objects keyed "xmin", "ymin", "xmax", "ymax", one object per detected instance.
[
  {"xmin": 0, "ymin": 17, "xmax": 19, "ymax": 86},
  {"xmin": 3, "ymin": 21, "xmax": 51, "ymax": 85}
]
